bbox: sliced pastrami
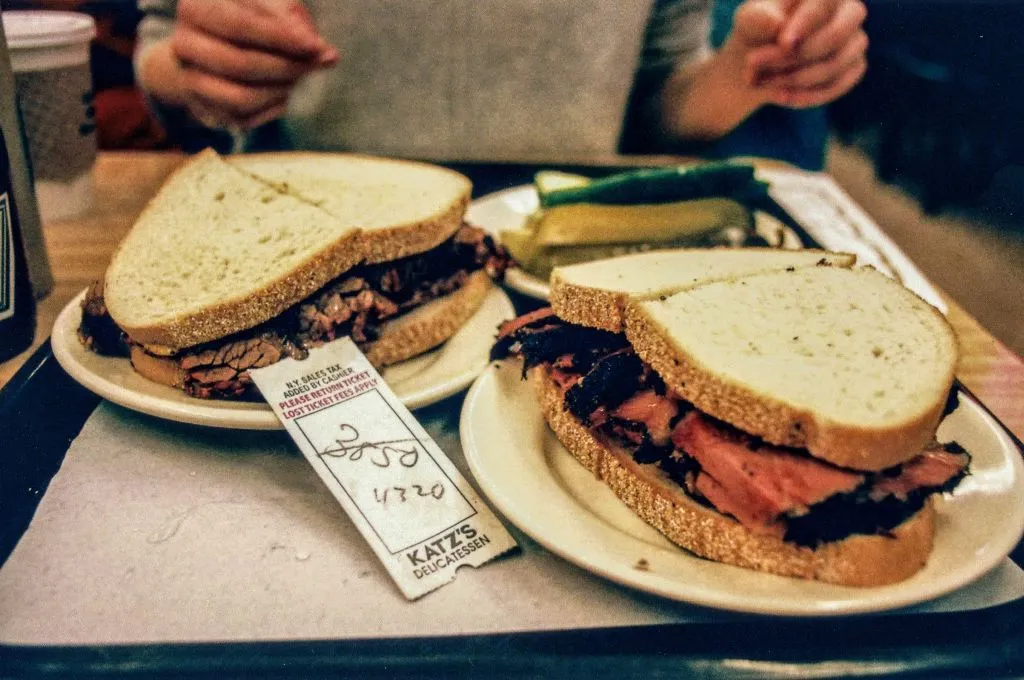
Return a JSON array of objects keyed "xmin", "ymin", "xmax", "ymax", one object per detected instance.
[
  {"xmin": 565, "ymin": 351, "xmax": 646, "ymax": 423},
  {"xmin": 612, "ymin": 389, "xmax": 680, "ymax": 447},
  {"xmin": 784, "ymin": 444, "xmax": 968, "ymax": 547},
  {"xmin": 870, "ymin": 448, "xmax": 969, "ymax": 500},
  {"xmin": 669, "ymin": 411, "xmax": 969, "ymax": 547},
  {"xmin": 495, "ymin": 307, "xmax": 557, "ymax": 341},
  {"xmin": 672, "ymin": 412, "xmax": 864, "ymax": 531},
  {"xmin": 78, "ymin": 281, "xmax": 129, "ymax": 357},
  {"xmin": 180, "ymin": 334, "xmax": 294, "ymax": 399}
]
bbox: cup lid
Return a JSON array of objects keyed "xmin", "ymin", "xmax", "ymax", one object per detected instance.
[{"xmin": 2, "ymin": 11, "xmax": 96, "ymax": 49}]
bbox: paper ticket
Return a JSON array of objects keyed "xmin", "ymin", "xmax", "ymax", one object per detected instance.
[{"xmin": 249, "ymin": 338, "xmax": 517, "ymax": 599}]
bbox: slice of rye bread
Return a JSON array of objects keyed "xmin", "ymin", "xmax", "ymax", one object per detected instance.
[
  {"xmin": 105, "ymin": 150, "xmax": 472, "ymax": 351},
  {"xmin": 550, "ymin": 249, "xmax": 856, "ymax": 332},
  {"xmin": 129, "ymin": 271, "xmax": 495, "ymax": 391},
  {"xmin": 625, "ymin": 266, "xmax": 958, "ymax": 471},
  {"xmin": 364, "ymin": 270, "xmax": 493, "ymax": 367},
  {"xmin": 529, "ymin": 364, "xmax": 937, "ymax": 587},
  {"xmin": 230, "ymin": 152, "xmax": 471, "ymax": 265}
]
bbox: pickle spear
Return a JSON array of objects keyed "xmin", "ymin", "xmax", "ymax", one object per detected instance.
[
  {"xmin": 502, "ymin": 198, "xmax": 754, "ymax": 278},
  {"xmin": 533, "ymin": 197, "xmax": 751, "ymax": 246},
  {"xmin": 538, "ymin": 163, "xmax": 767, "ymax": 208}
]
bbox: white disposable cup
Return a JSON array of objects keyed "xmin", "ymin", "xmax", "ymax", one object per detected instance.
[{"xmin": 2, "ymin": 10, "xmax": 97, "ymax": 222}]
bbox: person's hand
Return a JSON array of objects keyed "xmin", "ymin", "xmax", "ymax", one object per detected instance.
[
  {"xmin": 739, "ymin": 0, "xmax": 869, "ymax": 109},
  {"xmin": 167, "ymin": 0, "xmax": 338, "ymax": 129}
]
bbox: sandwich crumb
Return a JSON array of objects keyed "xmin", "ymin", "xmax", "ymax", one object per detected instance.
[
  {"xmin": 214, "ymin": 191, "xmax": 225, "ymax": 201},
  {"xmin": 634, "ymin": 558, "xmax": 650, "ymax": 571}
]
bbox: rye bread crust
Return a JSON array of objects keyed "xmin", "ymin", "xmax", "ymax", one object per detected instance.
[
  {"xmin": 623, "ymin": 300, "xmax": 953, "ymax": 471},
  {"xmin": 529, "ymin": 365, "xmax": 936, "ymax": 587},
  {"xmin": 354, "ymin": 196, "xmax": 469, "ymax": 265},
  {"xmin": 129, "ymin": 345, "xmax": 186, "ymax": 389},
  {"xmin": 549, "ymin": 279, "xmax": 625, "ymax": 332},
  {"xmin": 549, "ymin": 249, "xmax": 857, "ymax": 333},
  {"xmin": 364, "ymin": 270, "xmax": 492, "ymax": 366}
]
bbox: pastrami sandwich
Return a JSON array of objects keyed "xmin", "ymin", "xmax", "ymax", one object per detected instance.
[
  {"xmin": 79, "ymin": 149, "xmax": 508, "ymax": 399},
  {"xmin": 491, "ymin": 249, "xmax": 968, "ymax": 586}
]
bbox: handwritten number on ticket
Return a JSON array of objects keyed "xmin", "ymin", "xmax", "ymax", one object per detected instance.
[{"xmin": 250, "ymin": 339, "xmax": 517, "ymax": 599}]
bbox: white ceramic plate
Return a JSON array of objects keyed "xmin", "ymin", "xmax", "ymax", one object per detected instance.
[
  {"xmin": 52, "ymin": 287, "xmax": 516, "ymax": 429},
  {"xmin": 466, "ymin": 179, "xmax": 944, "ymax": 310},
  {"xmin": 461, "ymin": 361, "xmax": 1024, "ymax": 616}
]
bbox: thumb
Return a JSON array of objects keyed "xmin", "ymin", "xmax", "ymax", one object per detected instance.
[{"xmin": 732, "ymin": 0, "xmax": 788, "ymax": 46}]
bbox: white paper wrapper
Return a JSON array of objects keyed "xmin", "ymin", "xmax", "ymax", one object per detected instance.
[
  {"xmin": 1, "ymin": 402, "xmax": 1021, "ymax": 646},
  {"xmin": 761, "ymin": 168, "xmax": 946, "ymax": 312}
]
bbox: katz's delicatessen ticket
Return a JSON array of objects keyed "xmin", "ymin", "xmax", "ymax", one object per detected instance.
[{"xmin": 250, "ymin": 338, "xmax": 517, "ymax": 599}]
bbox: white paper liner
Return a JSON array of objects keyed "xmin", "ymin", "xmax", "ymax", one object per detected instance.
[{"xmin": 1, "ymin": 402, "xmax": 1021, "ymax": 646}]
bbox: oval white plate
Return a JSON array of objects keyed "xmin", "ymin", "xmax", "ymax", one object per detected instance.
[
  {"xmin": 52, "ymin": 286, "xmax": 516, "ymax": 429},
  {"xmin": 466, "ymin": 185, "xmax": 802, "ymax": 300},
  {"xmin": 461, "ymin": 361, "xmax": 1024, "ymax": 616}
]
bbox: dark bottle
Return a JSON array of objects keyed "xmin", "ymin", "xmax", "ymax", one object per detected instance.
[
  {"xmin": 0, "ymin": 122, "xmax": 35, "ymax": 361},
  {"xmin": 0, "ymin": 19, "xmax": 38, "ymax": 363}
]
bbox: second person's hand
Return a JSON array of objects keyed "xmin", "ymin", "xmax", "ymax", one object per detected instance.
[
  {"xmin": 169, "ymin": 0, "xmax": 338, "ymax": 129},
  {"xmin": 743, "ymin": 0, "xmax": 868, "ymax": 109}
]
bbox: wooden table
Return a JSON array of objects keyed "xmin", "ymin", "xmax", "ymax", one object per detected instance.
[{"xmin": 1, "ymin": 151, "xmax": 1021, "ymax": 439}]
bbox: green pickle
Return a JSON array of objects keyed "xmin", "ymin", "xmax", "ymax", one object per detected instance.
[
  {"xmin": 538, "ymin": 162, "xmax": 767, "ymax": 208},
  {"xmin": 534, "ymin": 197, "xmax": 751, "ymax": 246},
  {"xmin": 504, "ymin": 162, "xmax": 771, "ymax": 279}
]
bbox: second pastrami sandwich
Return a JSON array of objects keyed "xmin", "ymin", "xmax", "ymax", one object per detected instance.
[{"xmin": 492, "ymin": 248, "xmax": 968, "ymax": 586}]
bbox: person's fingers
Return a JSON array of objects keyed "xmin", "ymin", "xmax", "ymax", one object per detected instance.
[
  {"xmin": 795, "ymin": 0, "xmax": 866, "ymax": 62},
  {"xmin": 745, "ymin": 44, "xmax": 799, "ymax": 84},
  {"xmin": 183, "ymin": 68, "xmax": 292, "ymax": 120},
  {"xmin": 278, "ymin": 0, "xmax": 314, "ymax": 23},
  {"xmin": 771, "ymin": 57, "xmax": 866, "ymax": 108},
  {"xmin": 171, "ymin": 25, "xmax": 317, "ymax": 84},
  {"xmin": 765, "ymin": 29, "xmax": 867, "ymax": 89},
  {"xmin": 778, "ymin": 0, "xmax": 841, "ymax": 52},
  {"xmin": 250, "ymin": 0, "xmax": 338, "ymax": 63},
  {"xmin": 316, "ymin": 48, "xmax": 339, "ymax": 66},
  {"xmin": 178, "ymin": 0, "xmax": 327, "ymax": 58},
  {"xmin": 732, "ymin": 0, "xmax": 788, "ymax": 46}
]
